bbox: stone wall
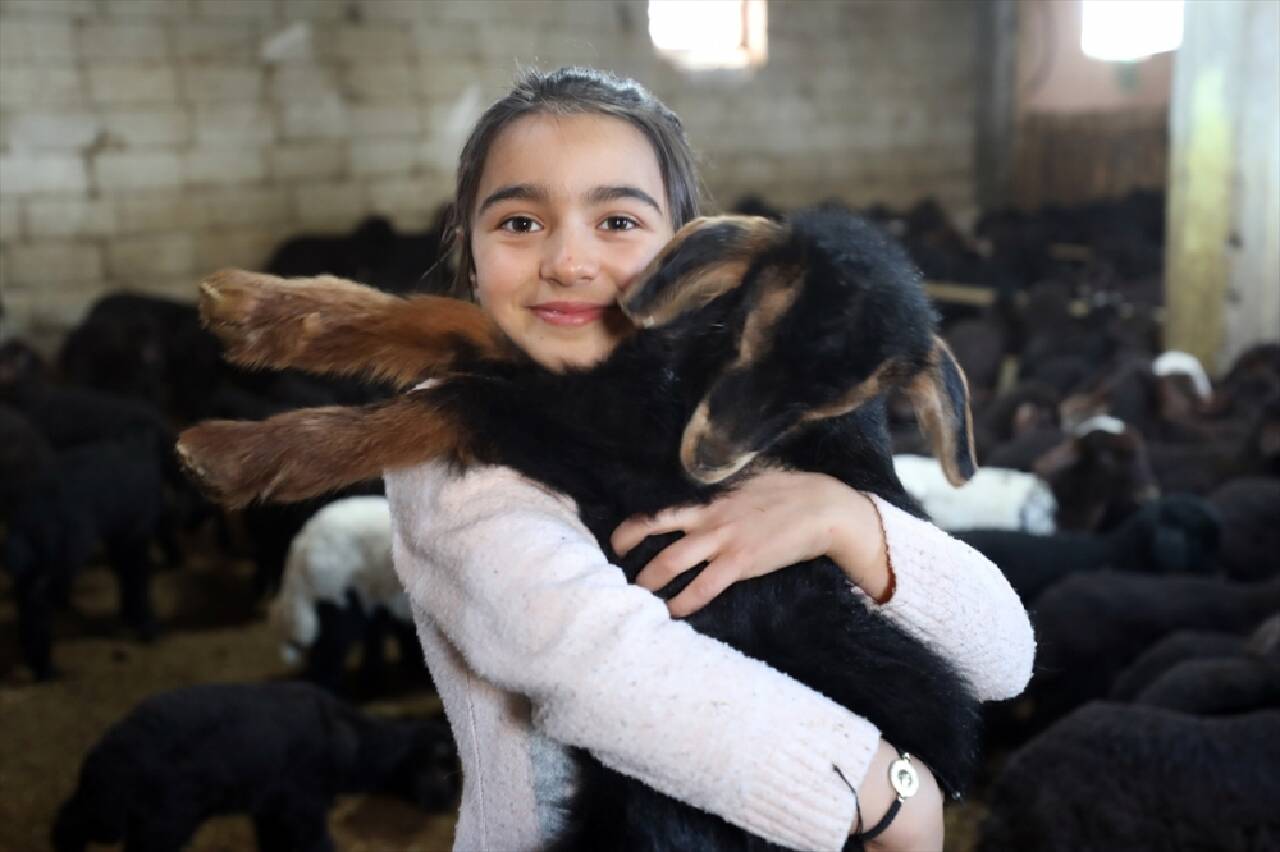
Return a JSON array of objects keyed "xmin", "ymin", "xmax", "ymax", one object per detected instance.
[{"xmin": 0, "ymin": 0, "xmax": 981, "ymax": 341}]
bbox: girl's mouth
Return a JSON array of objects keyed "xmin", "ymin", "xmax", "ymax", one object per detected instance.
[{"xmin": 530, "ymin": 302, "xmax": 609, "ymax": 327}]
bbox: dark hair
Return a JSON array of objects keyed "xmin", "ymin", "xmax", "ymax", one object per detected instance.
[{"xmin": 444, "ymin": 66, "xmax": 704, "ymax": 298}]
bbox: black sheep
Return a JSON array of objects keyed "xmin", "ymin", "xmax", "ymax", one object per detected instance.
[
  {"xmin": 1110, "ymin": 629, "xmax": 1247, "ymax": 701},
  {"xmin": 1209, "ymin": 477, "xmax": 1280, "ymax": 582},
  {"xmin": 1132, "ymin": 614, "xmax": 1280, "ymax": 715},
  {"xmin": 178, "ymin": 209, "xmax": 986, "ymax": 850},
  {"xmin": 1002, "ymin": 572, "xmax": 1280, "ymax": 743},
  {"xmin": 55, "ymin": 291, "xmax": 223, "ymax": 422},
  {"xmin": 51, "ymin": 681, "xmax": 459, "ymax": 852},
  {"xmin": 0, "ymin": 380, "xmax": 193, "ymax": 565},
  {"xmin": 3, "ymin": 438, "xmax": 168, "ymax": 679},
  {"xmin": 977, "ymin": 702, "xmax": 1280, "ymax": 852},
  {"xmin": 955, "ymin": 492, "xmax": 1220, "ymax": 604},
  {"xmin": 0, "ymin": 403, "xmax": 55, "ymax": 518}
]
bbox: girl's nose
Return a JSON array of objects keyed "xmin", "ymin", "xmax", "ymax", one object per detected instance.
[{"xmin": 540, "ymin": 225, "xmax": 600, "ymax": 286}]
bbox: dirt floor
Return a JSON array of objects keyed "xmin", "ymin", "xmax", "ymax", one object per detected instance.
[
  {"xmin": 0, "ymin": 537, "xmax": 456, "ymax": 852},
  {"xmin": 0, "ymin": 534, "xmax": 988, "ymax": 852}
]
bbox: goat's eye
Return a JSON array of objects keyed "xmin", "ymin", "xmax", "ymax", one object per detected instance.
[
  {"xmin": 499, "ymin": 216, "xmax": 541, "ymax": 234},
  {"xmin": 601, "ymin": 215, "xmax": 640, "ymax": 232}
]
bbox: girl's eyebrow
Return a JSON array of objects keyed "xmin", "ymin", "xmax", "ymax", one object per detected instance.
[
  {"xmin": 584, "ymin": 185, "xmax": 664, "ymax": 215},
  {"xmin": 477, "ymin": 183, "xmax": 548, "ymax": 216},
  {"xmin": 477, "ymin": 183, "xmax": 664, "ymax": 217}
]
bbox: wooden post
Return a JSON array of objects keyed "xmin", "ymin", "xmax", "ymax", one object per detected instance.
[{"xmin": 1166, "ymin": 0, "xmax": 1280, "ymax": 373}]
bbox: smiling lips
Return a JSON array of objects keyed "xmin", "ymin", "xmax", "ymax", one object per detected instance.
[{"xmin": 530, "ymin": 302, "xmax": 610, "ymax": 327}]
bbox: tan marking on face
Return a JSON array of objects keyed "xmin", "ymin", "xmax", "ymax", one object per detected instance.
[
  {"xmin": 798, "ymin": 358, "xmax": 914, "ymax": 425},
  {"xmin": 679, "ymin": 399, "xmax": 758, "ymax": 484},
  {"xmin": 674, "ymin": 264, "xmax": 801, "ymax": 483},
  {"xmin": 622, "ymin": 216, "xmax": 786, "ymax": 327},
  {"xmin": 734, "ymin": 264, "xmax": 802, "ymax": 367}
]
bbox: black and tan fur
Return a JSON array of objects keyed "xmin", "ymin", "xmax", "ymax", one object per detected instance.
[{"xmin": 179, "ymin": 208, "xmax": 981, "ymax": 851}]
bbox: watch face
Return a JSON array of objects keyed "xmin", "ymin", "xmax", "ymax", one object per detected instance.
[{"xmin": 889, "ymin": 756, "xmax": 920, "ymax": 799}]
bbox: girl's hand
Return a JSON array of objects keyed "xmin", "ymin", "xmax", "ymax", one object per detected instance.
[
  {"xmin": 857, "ymin": 739, "xmax": 945, "ymax": 852},
  {"xmin": 612, "ymin": 469, "xmax": 891, "ymax": 618}
]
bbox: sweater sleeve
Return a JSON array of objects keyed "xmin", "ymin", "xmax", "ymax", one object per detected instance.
[
  {"xmin": 385, "ymin": 461, "xmax": 875, "ymax": 852},
  {"xmin": 860, "ymin": 494, "xmax": 1037, "ymax": 702}
]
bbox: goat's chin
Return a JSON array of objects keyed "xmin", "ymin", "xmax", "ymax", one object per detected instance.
[
  {"xmin": 680, "ymin": 442, "xmax": 757, "ymax": 484},
  {"xmin": 683, "ymin": 455, "xmax": 755, "ymax": 485}
]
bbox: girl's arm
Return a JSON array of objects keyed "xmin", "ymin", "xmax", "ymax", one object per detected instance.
[
  {"xmin": 386, "ymin": 461, "xmax": 879, "ymax": 852},
  {"xmin": 842, "ymin": 489, "xmax": 1037, "ymax": 703},
  {"xmin": 619, "ymin": 471, "xmax": 1036, "ymax": 703}
]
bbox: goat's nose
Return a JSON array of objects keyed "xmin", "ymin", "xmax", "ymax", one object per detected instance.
[{"xmin": 692, "ymin": 433, "xmax": 733, "ymax": 472}]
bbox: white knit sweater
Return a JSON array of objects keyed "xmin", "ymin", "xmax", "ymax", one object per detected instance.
[{"xmin": 385, "ymin": 461, "xmax": 1036, "ymax": 852}]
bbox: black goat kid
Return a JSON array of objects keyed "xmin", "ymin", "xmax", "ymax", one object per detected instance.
[{"xmin": 178, "ymin": 209, "xmax": 983, "ymax": 851}]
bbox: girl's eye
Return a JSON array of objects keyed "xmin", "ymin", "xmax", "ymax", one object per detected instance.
[
  {"xmin": 499, "ymin": 216, "xmax": 541, "ymax": 234},
  {"xmin": 601, "ymin": 215, "xmax": 640, "ymax": 232}
]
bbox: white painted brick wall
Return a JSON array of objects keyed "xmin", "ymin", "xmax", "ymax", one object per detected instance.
[
  {"xmin": 1, "ymin": 0, "xmax": 983, "ymax": 340},
  {"xmin": 115, "ymin": 192, "xmax": 209, "ymax": 234},
  {"xmin": 0, "ymin": 154, "xmax": 91, "ymax": 196},
  {"xmin": 106, "ymin": 233, "xmax": 197, "ymax": 280},
  {"xmin": 182, "ymin": 147, "xmax": 268, "ymax": 185},
  {"xmin": 77, "ymin": 22, "xmax": 170, "ymax": 60},
  {"xmin": 5, "ymin": 112, "xmax": 104, "ymax": 152},
  {"xmin": 9, "ymin": 240, "xmax": 103, "ymax": 286},
  {"xmin": 267, "ymin": 142, "xmax": 349, "ymax": 180},
  {"xmin": 93, "ymin": 151, "xmax": 184, "ymax": 191},
  {"xmin": 0, "ymin": 200, "xmax": 20, "ymax": 240},
  {"xmin": 87, "ymin": 64, "xmax": 180, "ymax": 104},
  {"xmin": 0, "ymin": 66, "xmax": 85, "ymax": 107},
  {"xmin": 24, "ymin": 198, "xmax": 117, "ymax": 238}
]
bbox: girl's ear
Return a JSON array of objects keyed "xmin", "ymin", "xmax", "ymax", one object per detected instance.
[{"xmin": 620, "ymin": 215, "xmax": 785, "ymax": 328}]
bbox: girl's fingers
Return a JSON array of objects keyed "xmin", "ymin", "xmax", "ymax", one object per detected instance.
[
  {"xmin": 667, "ymin": 553, "xmax": 745, "ymax": 618},
  {"xmin": 611, "ymin": 504, "xmax": 706, "ymax": 556},
  {"xmin": 633, "ymin": 529, "xmax": 726, "ymax": 591}
]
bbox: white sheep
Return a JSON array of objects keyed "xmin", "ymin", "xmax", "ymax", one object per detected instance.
[
  {"xmin": 893, "ymin": 453, "xmax": 1057, "ymax": 533},
  {"xmin": 269, "ymin": 495, "xmax": 417, "ymax": 689},
  {"xmin": 1152, "ymin": 350, "xmax": 1213, "ymax": 402}
]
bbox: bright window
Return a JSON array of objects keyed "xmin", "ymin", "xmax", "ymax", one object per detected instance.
[
  {"xmin": 1081, "ymin": 0, "xmax": 1184, "ymax": 61},
  {"xmin": 649, "ymin": 0, "xmax": 767, "ymax": 70}
]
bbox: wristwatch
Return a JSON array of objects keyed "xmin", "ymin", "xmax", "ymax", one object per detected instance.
[{"xmin": 855, "ymin": 751, "xmax": 920, "ymax": 842}]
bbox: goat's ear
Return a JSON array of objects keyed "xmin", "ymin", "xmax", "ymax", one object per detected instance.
[
  {"xmin": 903, "ymin": 337, "xmax": 977, "ymax": 486},
  {"xmin": 621, "ymin": 215, "xmax": 785, "ymax": 328}
]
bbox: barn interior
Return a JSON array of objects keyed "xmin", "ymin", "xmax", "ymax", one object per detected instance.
[{"xmin": 2, "ymin": 1, "xmax": 1279, "ymax": 851}]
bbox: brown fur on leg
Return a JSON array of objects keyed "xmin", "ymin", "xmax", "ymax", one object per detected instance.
[
  {"xmin": 175, "ymin": 393, "xmax": 472, "ymax": 508},
  {"xmin": 199, "ymin": 269, "xmax": 513, "ymax": 389}
]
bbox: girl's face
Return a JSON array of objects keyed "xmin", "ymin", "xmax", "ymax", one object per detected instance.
[{"xmin": 470, "ymin": 113, "xmax": 675, "ymax": 370}]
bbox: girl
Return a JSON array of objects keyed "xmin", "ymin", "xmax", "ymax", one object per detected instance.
[{"xmin": 384, "ymin": 66, "xmax": 1035, "ymax": 852}]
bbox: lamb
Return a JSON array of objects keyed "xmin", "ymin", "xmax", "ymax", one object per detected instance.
[
  {"xmin": 55, "ymin": 291, "xmax": 221, "ymax": 422},
  {"xmin": 954, "ymin": 493, "xmax": 1220, "ymax": 604},
  {"xmin": 176, "ymin": 209, "xmax": 985, "ymax": 850},
  {"xmin": 892, "ymin": 454, "xmax": 1056, "ymax": 533},
  {"xmin": 0, "ymin": 379, "xmax": 191, "ymax": 567},
  {"xmin": 270, "ymin": 495, "xmax": 424, "ymax": 691},
  {"xmin": 51, "ymin": 681, "xmax": 459, "ymax": 852},
  {"xmin": 976, "ymin": 702, "xmax": 1280, "ymax": 852},
  {"xmin": 0, "ymin": 403, "xmax": 55, "ymax": 517},
  {"xmin": 1152, "ymin": 349, "xmax": 1213, "ymax": 404},
  {"xmin": 1209, "ymin": 477, "xmax": 1280, "ymax": 581},
  {"xmin": 1002, "ymin": 572, "xmax": 1280, "ymax": 743},
  {"xmin": 1131, "ymin": 614, "xmax": 1280, "ymax": 714},
  {"xmin": 3, "ymin": 437, "xmax": 168, "ymax": 679},
  {"xmin": 1109, "ymin": 629, "xmax": 1249, "ymax": 701},
  {"xmin": 1031, "ymin": 414, "xmax": 1160, "ymax": 531}
]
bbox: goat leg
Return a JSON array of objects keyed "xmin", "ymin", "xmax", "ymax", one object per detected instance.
[
  {"xmin": 199, "ymin": 269, "xmax": 512, "ymax": 388},
  {"xmin": 175, "ymin": 393, "xmax": 473, "ymax": 508}
]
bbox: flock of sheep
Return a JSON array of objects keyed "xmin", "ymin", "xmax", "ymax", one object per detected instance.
[{"xmin": 1, "ymin": 189, "xmax": 1277, "ymax": 850}]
